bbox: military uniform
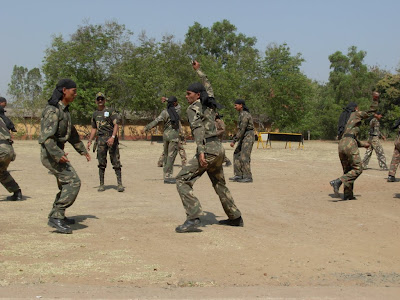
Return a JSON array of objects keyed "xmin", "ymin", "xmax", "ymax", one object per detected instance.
[
  {"xmin": 0, "ymin": 118, "xmax": 20, "ymax": 197},
  {"xmin": 337, "ymin": 100, "xmax": 378, "ymax": 198},
  {"xmin": 145, "ymin": 105, "xmax": 180, "ymax": 179},
  {"xmin": 232, "ymin": 111, "xmax": 254, "ymax": 180},
  {"xmin": 91, "ymin": 107, "xmax": 123, "ymax": 188},
  {"xmin": 362, "ymin": 117, "xmax": 387, "ymax": 170},
  {"xmin": 157, "ymin": 120, "xmax": 187, "ymax": 167},
  {"xmin": 39, "ymin": 101, "xmax": 88, "ymax": 220},
  {"xmin": 176, "ymin": 68, "xmax": 241, "ymax": 226},
  {"xmin": 388, "ymin": 123, "xmax": 400, "ymax": 179}
]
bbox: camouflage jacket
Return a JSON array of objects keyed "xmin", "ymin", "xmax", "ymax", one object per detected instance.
[
  {"xmin": 38, "ymin": 101, "xmax": 87, "ymax": 162},
  {"xmin": 196, "ymin": 69, "xmax": 214, "ymax": 98},
  {"xmin": 91, "ymin": 107, "xmax": 119, "ymax": 138},
  {"xmin": 342, "ymin": 99, "xmax": 378, "ymax": 147},
  {"xmin": 187, "ymin": 99, "xmax": 218, "ymax": 155},
  {"xmin": 369, "ymin": 117, "xmax": 382, "ymax": 138},
  {"xmin": 144, "ymin": 104, "xmax": 181, "ymax": 142},
  {"xmin": 215, "ymin": 118, "xmax": 226, "ymax": 140},
  {"xmin": 233, "ymin": 110, "xmax": 254, "ymax": 143},
  {"xmin": 0, "ymin": 117, "xmax": 11, "ymax": 141}
]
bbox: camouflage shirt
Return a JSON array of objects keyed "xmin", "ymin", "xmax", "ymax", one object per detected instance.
[
  {"xmin": 91, "ymin": 107, "xmax": 119, "ymax": 137},
  {"xmin": 187, "ymin": 99, "xmax": 218, "ymax": 155},
  {"xmin": 144, "ymin": 104, "xmax": 181, "ymax": 142},
  {"xmin": 215, "ymin": 118, "xmax": 226, "ymax": 140},
  {"xmin": 196, "ymin": 69, "xmax": 214, "ymax": 98},
  {"xmin": 233, "ymin": 110, "xmax": 254, "ymax": 143},
  {"xmin": 0, "ymin": 117, "xmax": 11, "ymax": 141},
  {"xmin": 369, "ymin": 117, "xmax": 382, "ymax": 138},
  {"xmin": 342, "ymin": 99, "xmax": 378, "ymax": 146},
  {"xmin": 39, "ymin": 101, "xmax": 87, "ymax": 162}
]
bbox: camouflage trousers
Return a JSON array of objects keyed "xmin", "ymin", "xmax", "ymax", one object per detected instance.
[
  {"xmin": 233, "ymin": 132, "xmax": 254, "ymax": 179},
  {"xmin": 362, "ymin": 137, "xmax": 387, "ymax": 169},
  {"xmin": 388, "ymin": 136, "xmax": 400, "ymax": 177},
  {"xmin": 338, "ymin": 137, "xmax": 362, "ymax": 197},
  {"xmin": 157, "ymin": 141, "xmax": 187, "ymax": 167},
  {"xmin": 41, "ymin": 146, "xmax": 81, "ymax": 219},
  {"xmin": 0, "ymin": 144, "xmax": 20, "ymax": 193},
  {"xmin": 159, "ymin": 139, "xmax": 179, "ymax": 179},
  {"xmin": 97, "ymin": 138, "xmax": 121, "ymax": 170},
  {"xmin": 176, "ymin": 141, "xmax": 241, "ymax": 220}
]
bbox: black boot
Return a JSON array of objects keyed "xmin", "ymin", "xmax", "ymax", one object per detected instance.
[
  {"xmin": 329, "ymin": 178, "xmax": 342, "ymax": 197},
  {"xmin": 175, "ymin": 218, "xmax": 201, "ymax": 233},
  {"xmin": 48, "ymin": 218, "xmax": 72, "ymax": 234},
  {"xmin": 7, "ymin": 189, "xmax": 22, "ymax": 201},
  {"xmin": 218, "ymin": 216, "xmax": 244, "ymax": 227},
  {"xmin": 98, "ymin": 168, "xmax": 105, "ymax": 192},
  {"xmin": 388, "ymin": 175, "xmax": 396, "ymax": 182},
  {"xmin": 115, "ymin": 168, "xmax": 124, "ymax": 192}
]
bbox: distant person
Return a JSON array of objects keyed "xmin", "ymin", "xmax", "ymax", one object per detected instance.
[
  {"xmin": 387, "ymin": 117, "xmax": 400, "ymax": 182},
  {"xmin": 330, "ymin": 92, "xmax": 379, "ymax": 200},
  {"xmin": 215, "ymin": 112, "xmax": 232, "ymax": 167},
  {"xmin": 87, "ymin": 92, "xmax": 124, "ymax": 192},
  {"xmin": 175, "ymin": 60, "xmax": 243, "ymax": 233},
  {"xmin": 39, "ymin": 79, "xmax": 91, "ymax": 234},
  {"xmin": 157, "ymin": 97, "xmax": 187, "ymax": 168},
  {"xmin": 0, "ymin": 97, "xmax": 17, "ymax": 133},
  {"xmin": 229, "ymin": 99, "xmax": 254, "ymax": 183},
  {"xmin": 362, "ymin": 112, "xmax": 388, "ymax": 170},
  {"xmin": 142, "ymin": 96, "xmax": 181, "ymax": 184},
  {"xmin": 0, "ymin": 97, "xmax": 21, "ymax": 201}
]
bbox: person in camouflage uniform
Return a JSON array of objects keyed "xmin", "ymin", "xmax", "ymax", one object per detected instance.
[
  {"xmin": 39, "ymin": 79, "xmax": 91, "ymax": 234},
  {"xmin": 362, "ymin": 112, "xmax": 388, "ymax": 170},
  {"xmin": 330, "ymin": 92, "xmax": 379, "ymax": 200},
  {"xmin": 143, "ymin": 96, "xmax": 181, "ymax": 184},
  {"xmin": 157, "ymin": 109, "xmax": 187, "ymax": 168},
  {"xmin": 0, "ymin": 115, "xmax": 22, "ymax": 201},
  {"xmin": 87, "ymin": 92, "xmax": 124, "ymax": 192},
  {"xmin": 175, "ymin": 60, "xmax": 243, "ymax": 233},
  {"xmin": 215, "ymin": 112, "xmax": 232, "ymax": 167},
  {"xmin": 229, "ymin": 99, "xmax": 255, "ymax": 183},
  {"xmin": 387, "ymin": 117, "xmax": 400, "ymax": 182}
]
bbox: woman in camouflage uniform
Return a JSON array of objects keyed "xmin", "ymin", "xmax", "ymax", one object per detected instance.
[{"xmin": 330, "ymin": 92, "xmax": 379, "ymax": 200}]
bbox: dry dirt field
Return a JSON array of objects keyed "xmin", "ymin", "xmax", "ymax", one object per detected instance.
[{"xmin": 1, "ymin": 140, "xmax": 400, "ymax": 299}]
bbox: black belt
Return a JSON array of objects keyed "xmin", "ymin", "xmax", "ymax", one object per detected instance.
[
  {"xmin": 343, "ymin": 133, "xmax": 356, "ymax": 139},
  {"xmin": 369, "ymin": 134, "xmax": 378, "ymax": 136},
  {"xmin": 0, "ymin": 140, "xmax": 13, "ymax": 145},
  {"xmin": 205, "ymin": 136, "xmax": 219, "ymax": 143}
]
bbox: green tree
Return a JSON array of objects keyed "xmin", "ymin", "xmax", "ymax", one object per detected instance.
[
  {"xmin": 7, "ymin": 65, "xmax": 44, "ymax": 138},
  {"xmin": 42, "ymin": 20, "xmax": 134, "ymax": 124}
]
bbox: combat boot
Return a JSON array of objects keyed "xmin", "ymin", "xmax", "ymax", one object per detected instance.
[
  {"xmin": 229, "ymin": 175, "xmax": 242, "ymax": 181},
  {"xmin": 343, "ymin": 194, "xmax": 357, "ymax": 200},
  {"xmin": 98, "ymin": 168, "xmax": 105, "ymax": 192},
  {"xmin": 175, "ymin": 218, "xmax": 201, "ymax": 233},
  {"xmin": 236, "ymin": 177, "xmax": 253, "ymax": 183},
  {"xmin": 115, "ymin": 168, "xmax": 124, "ymax": 192},
  {"xmin": 7, "ymin": 189, "xmax": 22, "ymax": 201},
  {"xmin": 387, "ymin": 175, "xmax": 396, "ymax": 182},
  {"xmin": 329, "ymin": 178, "xmax": 342, "ymax": 197},
  {"xmin": 48, "ymin": 218, "xmax": 72, "ymax": 234},
  {"xmin": 218, "ymin": 216, "xmax": 244, "ymax": 227}
]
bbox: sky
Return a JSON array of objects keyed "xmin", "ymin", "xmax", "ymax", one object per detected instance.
[{"xmin": 0, "ymin": 0, "xmax": 399, "ymax": 97}]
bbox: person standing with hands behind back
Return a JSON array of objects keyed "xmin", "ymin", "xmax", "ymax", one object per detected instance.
[{"xmin": 39, "ymin": 79, "xmax": 91, "ymax": 234}]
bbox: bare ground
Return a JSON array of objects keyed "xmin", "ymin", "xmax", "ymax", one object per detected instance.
[{"xmin": 0, "ymin": 140, "xmax": 400, "ymax": 299}]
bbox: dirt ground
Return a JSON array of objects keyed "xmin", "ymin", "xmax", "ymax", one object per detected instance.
[{"xmin": 1, "ymin": 140, "xmax": 400, "ymax": 299}]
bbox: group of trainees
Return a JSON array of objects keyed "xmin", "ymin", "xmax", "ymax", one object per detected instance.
[
  {"xmin": 330, "ymin": 91, "xmax": 400, "ymax": 200},
  {"xmin": 19, "ymin": 60, "xmax": 255, "ymax": 234}
]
